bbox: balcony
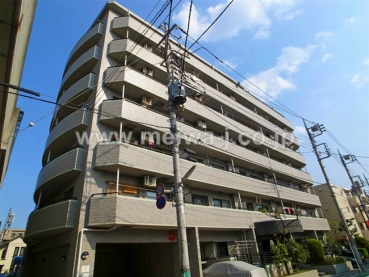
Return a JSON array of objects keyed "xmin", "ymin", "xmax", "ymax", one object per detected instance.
[
  {"xmin": 94, "ymin": 143, "xmax": 320, "ymax": 206},
  {"xmin": 34, "ymin": 148, "xmax": 85, "ymax": 202},
  {"xmin": 58, "ymin": 73, "xmax": 96, "ymax": 105},
  {"xmin": 43, "ymin": 109, "xmax": 91, "ymax": 165},
  {"xmin": 65, "ymin": 22, "xmax": 105, "ymax": 72},
  {"xmin": 102, "ymin": 67, "xmax": 305, "ymax": 166},
  {"xmin": 99, "ymin": 100, "xmax": 310, "ymax": 182},
  {"xmin": 24, "ymin": 198, "xmax": 77, "ymax": 243},
  {"xmin": 60, "ymin": 45, "xmax": 100, "ymax": 94},
  {"xmin": 88, "ymin": 194, "xmax": 328, "ymax": 233}
]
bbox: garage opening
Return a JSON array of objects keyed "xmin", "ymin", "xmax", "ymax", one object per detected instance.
[{"xmin": 93, "ymin": 243, "xmax": 177, "ymax": 277}]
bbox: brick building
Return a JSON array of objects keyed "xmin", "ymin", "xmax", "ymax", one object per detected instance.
[{"xmin": 22, "ymin": 1, "xmax": 330, "ymax": 276}]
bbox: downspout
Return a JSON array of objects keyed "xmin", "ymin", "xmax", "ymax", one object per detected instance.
[{"xmin": 75, "ymin": 226, "xmax": 116, "ymax": 277}]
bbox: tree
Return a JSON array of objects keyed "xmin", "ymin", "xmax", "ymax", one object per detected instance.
[
  {"xmin": 262, "ymin": 208, "xmax": 301, "ymax": 244},
  {"xmin": 286, "ymin": 239, "xmax": 306, "ymax": 270},
  {"xmin": 307, "ymin": 239, "xmax": 325, "ymax": 265},
  {"xmin": 323, "ymin": 237, "xmax": 341, "ymax": 256},
  {"xmin": 271, "ymin": 240, "xmax": 291, "ymax": 274}
]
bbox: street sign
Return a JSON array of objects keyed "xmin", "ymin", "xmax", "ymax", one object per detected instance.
[
  {"xmin": 156, "ymin": 183, "xmax": 164, "ymax": 196},
  {"xmin": 156, "ymin": 196, "xmax": 166, "ymax": 209},
  {"xmin": 167, "ymin": 230, "xmax": 176, "ymax": 241}
]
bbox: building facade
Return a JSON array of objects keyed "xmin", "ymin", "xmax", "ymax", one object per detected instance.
[
  {"xmin": 23, "ymin": 1, "xmax": 329, "ymax": 276},
  {"xmin": 0, "ymin": 229, "xmax": 26, "ymax": 273},
  {"xmin": 0, "ymin": 0, "xmax": 37, "ymax": 189},
  {"xmin": 315, "ymin": 183, "xmax": 369, "ymax": 240}
]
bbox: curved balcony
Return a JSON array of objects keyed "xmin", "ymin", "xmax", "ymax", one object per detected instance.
[
  {"xmin": 64, "ymin": 22, "xmax": 105, "ymax": 74},
  {"xmin": 34, "ymin": 148, "xmax": 85, "ymax": 202},
  {"xmin": 58, "ymin": 73, "xmax": 96, "ymax": 105},
  {"xmin": 24, "ymin": 198, "xmax": 77, "ymax": 243},
  {"xmin": 60, "ymin": 45, "xmax": 100, "ymax": 95},
  {"xmin": 99, "ymin": 99, "xmax": 310, "ymax": 182},
  {"xmin": 43, "ymin": 109, "xmax": 91, "ymax": 166},
  {"xmin": 102, "ymin": 68, "xmax": 305, "ymax": 167},
  {"xmin": 94, "ymin": 143, "xmax": 320, "ymax": 206}
]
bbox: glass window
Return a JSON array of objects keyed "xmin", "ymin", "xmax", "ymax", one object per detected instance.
[
  {"xmin": 213, "ymin": 199, "xmax": 222, "ymax": 207},
  {"xmin": 193, "ymin": 196, "xmax": 204, "ymax": 205},
  {"xmin": 13, "ymin": 247, "xmax": 19, "ymax": 256},
  {"xmin": 19, "ymin": 247, "xmax": 25, "ymax": 256},
  {"xmin": 1, "ymin": 250, "xmax": 7, "ymax": 259},
  {"xmin": 146, "ymin": 191, "xmax": 156, "ymax": 200},
  {"xmin": 222, "ymin": 200, "xmax": 231, "ymax": 208},
  {"xmin": 218, "ymin": 242, "xmax": 229, "ymax": 257}
]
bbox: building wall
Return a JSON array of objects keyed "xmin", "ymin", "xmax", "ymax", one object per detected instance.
[{"xmin": 0, "ymin": 238, "xmax": 26, "ymax": 273}]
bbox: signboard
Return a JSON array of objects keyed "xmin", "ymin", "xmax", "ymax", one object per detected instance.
[
  {"xmin": 156, "ymin": 183, "xmax": 164, "ymax": 196},
  {"xmin": 167, "ymin": 230, "xmax": 176, "ymax": 241},
  {"xmin": 156, "ymin": 196, "xmax": 166, "ymax": 209}
]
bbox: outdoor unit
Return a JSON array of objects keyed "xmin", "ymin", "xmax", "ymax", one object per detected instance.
[
  {"xmin": 195, "ymin": 94, "xmax": 203, "ymax": 102},
  {"xmin": 196, "ymin": 120, "xmax": 207, "ymax": 130},
  {"xmin": 142, "ymin": 66, "xmax": 153, "ymax": 77},
  {"xmin": 141, "ymin": 95, "xmax": 152, "ymax": 107},
  {"xmin": 229, "ymin": 94, "xmax": 236, "ymax": 101},
  {"xmin": 143, "ymin": 175, "xmax": 156, "ymax": 188}
]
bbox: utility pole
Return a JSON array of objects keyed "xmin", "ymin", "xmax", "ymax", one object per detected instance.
[
  {"xmin": 159, "ymin": 3, "xmax": 191, "ymax": 275},
  {"xmin": 338, "ymin": 151, "xmax": 369, "ymax": 229},
  {"xmin": 304, "ymin": 120, "xmax": 365, "ymax": 272}
]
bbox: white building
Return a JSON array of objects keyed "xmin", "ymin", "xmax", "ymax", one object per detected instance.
[{"xmin": 23, "ymin": 2, "xmax": 329, "ymax": 277}]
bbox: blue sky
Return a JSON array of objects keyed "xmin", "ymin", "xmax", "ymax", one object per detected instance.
[{"xmin": 0, "ymin": 0, "xmax": 368, "ymax": 228}]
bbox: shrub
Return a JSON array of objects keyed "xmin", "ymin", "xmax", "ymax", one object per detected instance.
[
  {"xmin": 358, "ymin": 248, "xmax": 369, "ymax": 258},
  {"xmin": 322, "ymin": 257, "xmax": 336, "ymax": 265},
  {"xmin": 286, "ymin": 240, "xmax": 307, "ymax": 265},
  {"xmin": 307, "ymin": 239, "xmax": 325, "ymax": 265},
  {"xmin": 355, "ymin": 236, "xmax": 369, "ymax": 252},
  {"xmin": 336, "ymin": 257, "xmax": 348, "ymax": 264}
]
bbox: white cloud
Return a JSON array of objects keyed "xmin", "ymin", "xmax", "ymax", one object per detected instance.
[
  {"xmin": 245, "ymin": 45, "xmax": 315, "ymax": 99},
  {"xmin": 321, "ymin": 53, "xmax": 332, "ymax": 62},
  {"xmin": 350, "ymin": 58, "xmax": 369, "ymax": 88},
  {"xmin": 294, "ymin": 126, "xmax": 306, "ymax": 135},
  {"xmin": 315, "ymin": 31, "xmax": 334, "ymax": 42},
  {"xmin": 345, "ymin": 18, "xmax": 356, "ymax": 23},
  {"xmin": 172, "ymin": 0, "xmax": 301, "ymax": 42},
  {"xmin": 219, "ymin": 59, "xmax": 237, "ymax": 70}
]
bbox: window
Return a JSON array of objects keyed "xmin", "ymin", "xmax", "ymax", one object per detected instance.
[
  {"xmin": 13, "ymin": 247, "xmax": 19, "ymax": 256},
  {"xmin": 192, "ymin": 195, "xmax": 205, "ymax": 205},
  {"xmin": 218, "ymin": 242, "xmax": 229, "ymax": 257},
  {"xmin": 19, "ymin": 247, "xmax": 25, "ymax": 256},
  {"xmin": 1, "ymin": 250, "xmax": 6, "ymax": 259},
  {"xmin": 309, "ymin": 211, "xmax": 316, "ymax": 217},
  {"xmin": 146, "ymin": 191, "xmax": 156, "ymax": 200},
  {"xmin": 256, "ymin": 205, "xmax": 269, "ymax": 212},
  {"xmin": 213, "ymin": 199, "xmax": 231, "ymax": 208}
]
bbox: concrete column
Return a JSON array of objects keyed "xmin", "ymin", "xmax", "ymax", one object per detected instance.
[
  {"xmin": 122, "ymin": 84, "xmax": 125, "ymax": 99},
  {"xmin": 187, "ymin": 227, "xmax": 203, "ymax": 277},
  {"xmin": 224, "ymin": 127, "xmax": 229, "ymax": 141}
]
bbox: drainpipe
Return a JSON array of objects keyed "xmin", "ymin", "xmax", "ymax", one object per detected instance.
[
  {"xmin": 75, "ymin": 226, "xmax": 116, "ymax": 277},
  {"xmin": 116, "ymin": 168, "xmax": 120, "ymax": 194}
]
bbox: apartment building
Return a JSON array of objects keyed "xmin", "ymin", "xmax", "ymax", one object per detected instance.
[
  {"xmin": 0, "ymin": 229, "xmax": 26, "ymax": 273},
  {"xmin": 22, "ymin": 1, "xmax": 330, "ymax": 276},
  {"xmin": 315, "ymin": 183, "xmax": 369, "ymax": 240}
]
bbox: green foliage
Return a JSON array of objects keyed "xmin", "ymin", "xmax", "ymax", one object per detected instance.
[
  {"xmin": 358, "ymin": 248, "xmax": 369, "ymax": 258},
  {"xmin": 307, "ymin": 239, "xmax": 325, "ymax": 265},
  {"xmin": 336, "ymin": 257, "xmax": 348, "ymax": 264},
  {"xmin": 286, "ymin": 240, "xmax": 306, "ymax": 265},
  {"xmin": 322, "ymin": 257, "xmax": 336, "ymax": 265},
  {"xmin": 323, "ymin": 237, "xmax": 342, "ymax": 256},
  {"xmin": 355, "ymin": 236, "xmax": 369, "ymax": 252},
  {"xmin": 271, "ymin": 240, "xmax": 291, "ymax": 273}
]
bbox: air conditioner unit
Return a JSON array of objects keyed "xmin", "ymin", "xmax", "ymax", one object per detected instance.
[
  {"xmin": 141, "ymin": 95, "xmax": 152, "ymax": 107},
  {"xmin": 143, "ymin": 175, "xmax": 156, "ymax": 188},
  {"xmin": 143, "ymin": 66, "xmax": 153, "ymax": 77},
  {"xmin": 196, "ymin": 120, "xmax": 207, "ymax": 130},
  {"xmin": 195, "ymin": 94, "xmax": 203, "ymax": 102},
  {"xmin": 229, "ymin": 94, "xmax": 236, "ymax": 101}
]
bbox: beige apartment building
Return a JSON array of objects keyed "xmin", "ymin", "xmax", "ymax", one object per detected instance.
[
  {"xmin": 315, "ymin": 183, "xmax": 369, "ymax": 240},
  {"xmin": 0, "ymin": 0, "xmax": 37, "ymax": 188},
  {"xmin": 0, "ymin": 229, "xmax": 25, "ymax": 273},
  {"xmin": 22, "ymin": 1, "xmax": 330, "ymax": 276}
]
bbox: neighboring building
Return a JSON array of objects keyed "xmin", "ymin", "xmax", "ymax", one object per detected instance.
[
  {"xmin": 0, "ymin": 229, "xmax": 26, "ymax": 273},
  {"xmin": 22, "ymin": 1, "xmax": 329, "ymax": 276},
  {"xmin": 0, "ymin": 0, "xmax": 37, "ymax": 189},
  {"xmin": 315, "ymin": 183, "xmax": 369, "ymax": 240}
]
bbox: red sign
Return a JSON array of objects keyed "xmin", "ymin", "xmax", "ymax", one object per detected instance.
[{"xmin": 167, "ymin": 230, "xmax": 176, "ymax": 241}]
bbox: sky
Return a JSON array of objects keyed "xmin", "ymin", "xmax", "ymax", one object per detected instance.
[{"xmin": 0, "ymin": 0, "xmax": 368, "ymax": 229}]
